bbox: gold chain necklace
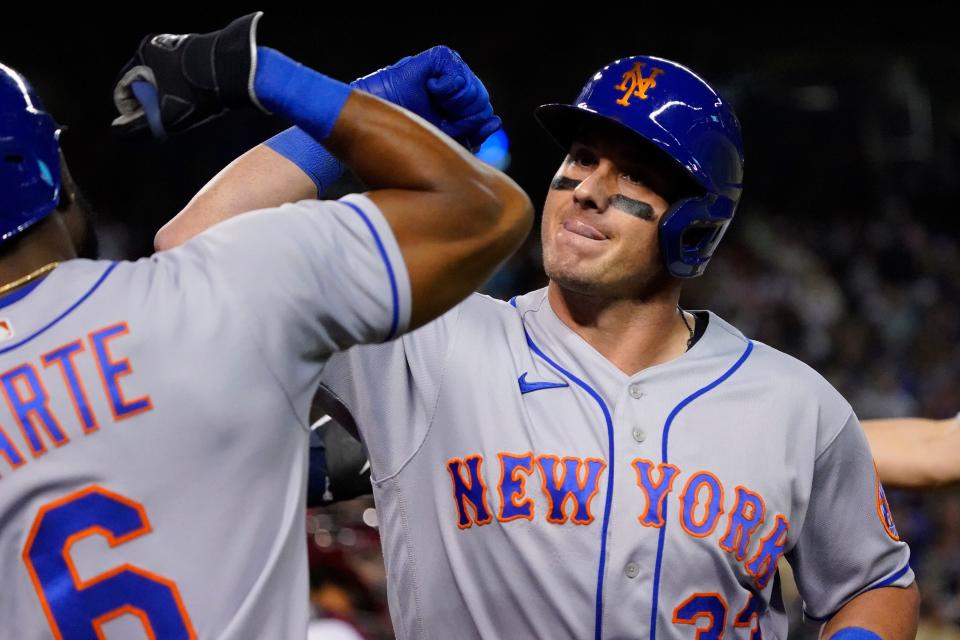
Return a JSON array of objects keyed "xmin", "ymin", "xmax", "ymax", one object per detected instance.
[{"xmin": 0, "ymin": 262, "xmax": 60, "ymax": 296}]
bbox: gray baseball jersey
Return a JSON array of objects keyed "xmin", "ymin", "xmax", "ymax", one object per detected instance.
[
  {"xmin": 0, "ymin": 193, "xmax": 410, "ymax": 639},
  {"xmin": 317, "ymin": 287, "xmax": 912, "ymax": 639}
]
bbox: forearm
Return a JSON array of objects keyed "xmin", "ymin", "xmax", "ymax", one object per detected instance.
[
  {"xmin": 156, "ymin": 144, "xmax": 315, "ymax": 250},
  {"xmin": 863, "ymin": 416, "xmax": 960, "ymax": 489},
  {"xmin": 325, "ymin": 88, "xmax": 531, "ymax": 327},
  {"xmin": 821, "ymin": 583, "xmax": 919, "ymax": 639},
  {"xmin": 160, "ymin": 46, "xmax": 530, "ymax": 326}
]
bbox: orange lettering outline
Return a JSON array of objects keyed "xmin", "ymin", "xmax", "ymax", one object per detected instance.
[
  {"xmin": 1, "ymin": 363, "xmax": 68, "ymax": 457},
  {"xmin": 719, "ymin": 486, "xmax": 766, "ymax": 561},
  {"xmin": 497, "ymin": 452, "xmax": 535, "ymax": 523},
  {"xmin": 672, "ymin": 591, "xmax": 728, "ymax": 640},
  {"xmin": 678, "ymin": 470, "xmax": 725, "ymax": 538},
  {"xmin": 632, "ymin": 458, "xmax": 680, "ymax": 528},
  {"xmin": 0, "ymin": 419, "xmax": 25, "ymax": 472},
  {"xmin": 89, "ymin": 322, "xmax": 154, "ymax": 422},
  {"xmin": 733, "ymin": 593, "xmax": 762, "ymax": 639},
  {"xmin": 536, "ymin": 455, "xmax": 606, "ymax": 525},
  {"xmin": 42, "ymin": 340, "xmax": 100, "ymax": 434},
  {"xmin": 446, "ymin": 455, "xmax": 493, "ymax": 530},
  {"xmin": 745, "ymin": 514, "xmax": 790, "ymax": 589},
  {"xmin": 22, "ymin": 485, "xmax": 196, "ymax": 640}
]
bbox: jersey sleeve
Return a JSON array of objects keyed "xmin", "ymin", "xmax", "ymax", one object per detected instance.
[
  {"xmin": 313, "ymin": 302, "xmax": 462, "ymax": 479},
  {"xmin": 159, "ymin": 193, "xmax": 411, "ymax": 419},
  {"xmin": 786, "ymin": 411, "xmax": 915, "ymax": 622}
]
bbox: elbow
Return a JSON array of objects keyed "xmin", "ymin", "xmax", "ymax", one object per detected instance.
[
  {"xmin": 154, "ymin": 221, "xmax": 195, "ymax": 253},
  {"xmin": 153, "ymin": 223, "xmax": 178, "ymax": 253},
  {"xmin": 489, "ymin": 179, "xmax": 535, "ymax": 256},
  {"xmin": 469, "ymin": 170, "xmax": 535, "ymax": 259}
]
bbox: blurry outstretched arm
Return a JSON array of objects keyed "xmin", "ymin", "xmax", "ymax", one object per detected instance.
[{"xmin": 863, "ymin": 416, "xmax": 960, "ymax": 489}]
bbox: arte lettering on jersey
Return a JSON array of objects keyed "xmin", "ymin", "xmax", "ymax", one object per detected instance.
[
  {"xmin": 0, "ymin": 321, "xmax": 153, "ymax": 478},
  {"xmin": 447, "ymin": 452, "xmax": 791, "ymax": 588},
  {"xmin": 614, "ymin": 62, "xmax": 664, "ymax": 105}
]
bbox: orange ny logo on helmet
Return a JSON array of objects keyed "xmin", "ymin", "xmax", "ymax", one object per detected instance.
[{"xmin": 614, "ymin": 62, "xmax": 664, "ymax": 106}]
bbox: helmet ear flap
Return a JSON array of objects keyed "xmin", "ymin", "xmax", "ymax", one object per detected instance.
[{"xmin": 659, "ymin": 195, "xmax": 735, "ymax": 278}]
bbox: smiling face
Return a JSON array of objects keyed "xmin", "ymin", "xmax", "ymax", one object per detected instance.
[{"xmin": 541, "ymin": 123, "xmax": 695, "ymax": 299}]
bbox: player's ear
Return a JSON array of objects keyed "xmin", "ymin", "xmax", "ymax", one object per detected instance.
[
  {"xmin": 56, "ymin": 154, "xmax": 74, "ymax": 212},
  {"xmin": 56, "ymin": 155, "xmax": 100, "ymax": 259}
]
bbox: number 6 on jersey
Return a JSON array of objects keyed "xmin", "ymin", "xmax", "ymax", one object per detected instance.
[{"xmin": 22, "ymin": 485, "xmax": 195, "ymax": 639}]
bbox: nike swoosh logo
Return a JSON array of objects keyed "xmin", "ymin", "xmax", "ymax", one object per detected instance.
[{"xmin": 518, "ymin": 372, "xmax": 569, "ymax": 395}]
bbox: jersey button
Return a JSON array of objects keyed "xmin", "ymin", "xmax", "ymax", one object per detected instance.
[
  {"xmin": 629, "ymin": 383, "xmax": 643, "ymax": 399},
  {"xmin": 624, "ymin": 562, "xmax": 640, "ymax": 579},
  {"xmin": 632, "ymin": 427, "xmax": 646, "ymax": 443}
]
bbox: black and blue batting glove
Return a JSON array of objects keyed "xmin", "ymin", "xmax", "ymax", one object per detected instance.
[{"xmin": 112, "ymin": 12, "xmax": 266, "ymax": 139}]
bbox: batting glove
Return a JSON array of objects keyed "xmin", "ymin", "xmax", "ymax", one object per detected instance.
[{"xmin": 112, "ymin": 12, "xmax": 267, "ymax": 139}]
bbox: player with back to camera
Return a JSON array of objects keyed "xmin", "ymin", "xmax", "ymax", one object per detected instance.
[
  {"xmin": 155, "ymin": 44, "xmax": 920, "ymax": 640},
  {"xmin": 0, "ymin": 12, "xmax": 532, "ymax": 638}
]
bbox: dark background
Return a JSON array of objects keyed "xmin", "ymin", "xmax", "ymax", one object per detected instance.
[{"xmin": 4, "ymin": 10, "xmax": 960, "ymax": 257}]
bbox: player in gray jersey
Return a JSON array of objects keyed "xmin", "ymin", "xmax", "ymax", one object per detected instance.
[
  {"xmin": 0, "ymin": 13, "xmax": 532, "ymax": 639},
  {"xmin": 158, "ymin": 53, "xmax": 919, "ymax": 638}
]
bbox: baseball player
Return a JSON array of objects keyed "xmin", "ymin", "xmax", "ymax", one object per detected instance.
[
  {"xmin": 158, "ymin": 55, "xmax": 919, "ymax": 638},
  {"xmin": 0, "ymin": 12, "xmax": 532, "ymax": 639}
]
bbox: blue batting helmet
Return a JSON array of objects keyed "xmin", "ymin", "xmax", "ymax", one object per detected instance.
[
  {"xmin": 535, "ymin": 55, "xmax": 744, "ymax": 278},
  {"xmin": 0, "ymin": 63, "xmax": 61, "ymax": 245}
]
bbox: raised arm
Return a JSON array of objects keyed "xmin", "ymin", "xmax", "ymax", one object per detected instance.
[
  {"xmin": 316, "ymin": 70, "xmax": 531, "ymax": 327},
  {"xmin": 863, "ymin": 416, "xmax": 960, "ymax": 489},
  {"xmin": 154, "ymin": 43, "xmax": 503, "ymax": 252},
  {"xmin": 115, "ymin": 15, "xmax": 532, "ymax": 329}
]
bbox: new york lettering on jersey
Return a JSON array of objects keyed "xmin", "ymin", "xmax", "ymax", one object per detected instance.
[{"xmin": 318, "ymin": 287, "xmax": 913, "ymax": 639}]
